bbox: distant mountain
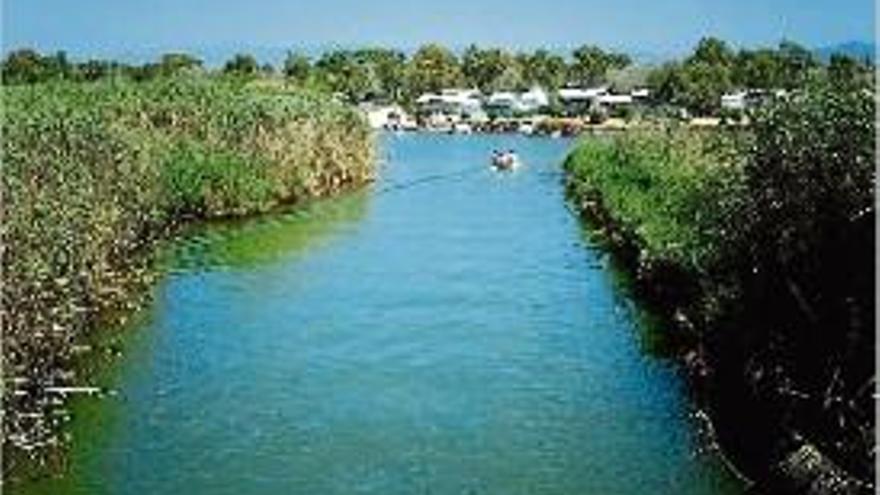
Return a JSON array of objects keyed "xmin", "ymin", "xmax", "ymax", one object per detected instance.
[{"xmin": 814, "ymin": 40, "xmax": 875, "ymax": 62}]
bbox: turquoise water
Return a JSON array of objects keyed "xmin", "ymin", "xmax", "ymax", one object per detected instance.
[{"xmin": 23, "ymin": 133, "xmax": 745, "ymax": 494}]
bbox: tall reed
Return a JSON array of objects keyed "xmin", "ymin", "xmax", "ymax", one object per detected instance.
[{"xmin": 2, "ymin": 77, "xmax": 375, "ymax": 474}]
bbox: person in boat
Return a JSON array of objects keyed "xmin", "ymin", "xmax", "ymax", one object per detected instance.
[
  {"xmin": 491, "ymin": 149, "xmax": 503, "ymax": 167},
  {"xmin": 491, "ymin": 149, "xmax": 517, "ymax": 169},
  {"xmin": 491, "ymin": 149, "xmax": 505, "ymax": 168},
  {"xmin": 504, "ymin": 149, "xmax": 519, "ymax": 168}
]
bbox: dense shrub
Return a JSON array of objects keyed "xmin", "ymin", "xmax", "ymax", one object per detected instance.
[
  {"xmin": 564, "ymin": 79, "xmax": 874, "ymax": 484},
  {"xmin": 716, "ymin": 81, "xmax": 875, "ymax": 481},
  {"xmin": 564, "ymin": 127, "xmax": 743, "ymax": 276}
]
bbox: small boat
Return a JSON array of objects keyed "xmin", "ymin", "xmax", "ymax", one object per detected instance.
[
  {"xmin": 452, "ymin": 122, "xmax": 473, "ymax": 134},
  {"xmin": 491, "ymin": 150, "xmax": 520, "ymax": 170}
]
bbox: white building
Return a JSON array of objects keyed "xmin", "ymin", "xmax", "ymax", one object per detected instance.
[
  {"xmin": 485, "ymin": 91, "xmax": 519, "ymax": 116},
  {"xmin": 416, "ymin": 89, "xmax": 483, "ymax": 118},
  {"xmin": 631, "ymin": 88, "xmax": 651, "ymax": 99},
  {"xmin": 558, "ymin": 87, "xmax": 608, "ymax": 103},
  {"xmin": 598, "ymin": 94, "xmax": 634, "ymax": 106},
  {"xmin": 721, "ymin": 92, "xmax": 748, "ymax": 111},
  {"xmin": 360, "ymin": 104, "xmax": 412, "ymax": 130},
  {"xmin": 557, "ymin": 87, "xmax": 608, "ymax": 114},
  {"xmin": 558, "ymin": 86, "xmax": 640, "ymax": 115},
  {"xmin": 518, "ymin": 87, "xmax": 550, "ymax": 111},
  {"xmin": 486, "ymin": 87, "xmax": 550, "ymax": 116}
]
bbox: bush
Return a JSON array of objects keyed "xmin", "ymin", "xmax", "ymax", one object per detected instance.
[
  {"xmin": 718, "ymin": 80, "xmax": 875, "ymax": 478},
  {"xmin": 564, "ymin": 79, "xmax": 875, "ymax": 482},
  {"xmin": 608, "ymin": 104, "xmax": 635, "ymax": 121}
]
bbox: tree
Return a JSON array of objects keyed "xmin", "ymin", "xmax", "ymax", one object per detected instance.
[
  {"xmin": 569, "ymin": 45, "xmax": 630, "ymax": 87},
  {"xmin": 353, "ymin": 48, "xmax": 407, "ymax": 102},
  {"xmin": 689, "ymin": 37, "xmax": 734, "ymax": 67},
  {"xmin": 827, "ymin": 54, "xmax": 865, "ymax": 90},
  {"xmin": 683, "ymin": 61, "xmax": 733, "ymax": 115},
  {"xmin": 644, "ymin": 37, "xmax": 735, "ymax": 116},
  {"xmin": 519, "ymin": 49, "xmax": 567, "ymax": 90},
  {"xmin": 283, "ymin": 52, "xmax": 311, "ymax": 83},
  {"xmin": 608, "ymin": 53, "xmax": 632, "ymax": 72},
  {"xmin": 78, "ymin": 59, "xmax": 115, "ymax": 81},
  {"xmin": 406, "ymin": 44, "xmax": 463, "ymax": 96},
  {"xmin": 733, "ymin": 48, "xmax": 782, "ymax": 90},
  {"xmin": 223, "ymin": 53, "xmax": 259, "ymax": 76},
  {"xmin": 44, "ymin": 51, "xmax": 71, "ymax": 80},
  {"xmin": 570, "ymin": 45, "xmax": 606, "ymax": 86},
  {"xmin": 315, "ymin": 51, "xmax": 372, "ymax": 102},
  {"xmin": 495, "ymin": 58, "xmax": 525, "ymax": 91},
  {"xmin": 646, "ymin": 57, "xmax": 732, "ymax": 116},
  {"xmin": 606, "ymin": 65, "xmax": 650, "ymax": 93},
  {"xmin": 646, "ymin": 62, "xmax": 687, "ymax": 106},
  {"xmin": 2, "ymin": 49, "xmax": 49, "ymax": 84},
  {"xmin": 158, "ymin": 52, "xmax": 202, "ymax": 76},
  {"xmin": 777, "ymin": 40, "xmax": 817, "ymax": 89},
  {"xmin": 461, "ymin": 45, "xmax": 510, "ymax": 92}
]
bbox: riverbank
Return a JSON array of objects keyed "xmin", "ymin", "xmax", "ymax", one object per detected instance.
[
  {"xmin": 2, "ymin": 77, "xmax": 376, "ymax": 481},
  {"xmin": 14, "ymin": 133, "xmax": 749, "ymax": 495},
  {"xmin": 375, "ymin": 115, "xmax": 732, "ymax": 137},
  {"xmin": 563, "ymin": 80, "xmax": 874, "ymax": 494}
]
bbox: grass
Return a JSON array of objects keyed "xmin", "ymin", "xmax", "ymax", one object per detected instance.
[{"xmin": 2, "ymin": 76, "xmax": 375, "ymax": 474}]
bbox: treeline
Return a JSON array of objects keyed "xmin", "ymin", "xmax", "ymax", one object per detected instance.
[
  {"xmin": 0, "ymin": 50, "xmax": 207, "ymax": 84},
  {"xmin": 564, "ymin": 72, "xmax": 874, "ymax": 491},
  {"xmin": 647, "ymin": 38, "xmax": 874, "ymax": 115},
  {"xmin": 4, "ymin": 39, "xmax": 871, "ymax": 116},
  {"xmin": 0, "ymin": 44, "xmax": 629, "ymax": 99}
]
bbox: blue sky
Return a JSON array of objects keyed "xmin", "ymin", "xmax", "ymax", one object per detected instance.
[{"xmin": 2, "ymin": 0, "xmax": 874, "ymax": 62}]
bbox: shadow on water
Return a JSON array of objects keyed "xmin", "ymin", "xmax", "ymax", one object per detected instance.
[{"xmin": 574, "ymin": 220, "xmax": 680, "ymax": 360}]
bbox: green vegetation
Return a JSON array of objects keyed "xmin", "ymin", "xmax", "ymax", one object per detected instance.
[
  {"xmin": 0, "ymin": 43, "xmax": 630, "ymax": 106},
  {"xmin": 647, "ymin": 37, "xmax": 873, "ymax": 116},
  {"xmin": 565, "ymin": 129, "xmax": 741, "ymax": 274},
  {"xmin": 222, "ymin": 53, "xmax": 261, "ymax": 76},
  {"xmin": 405, "ymin": 44, "xmax": 465, "ymax": 97},
  {"xmin": 569, "ymin": 45, "xmax": 631, "ymax": 87},
  {"xmin": 4, "ymin": 39, "xmax": 871, "ymax": 120},
  {"xmin": 564, "ymin": 77, "xmax": 874, "ymax": 488},
  {"xmin": 2, "ymin": 77, "xmax": 375, "ymax": 475},
  {"xmin": 1, "ymin": 36, "xmax": 873, "ymax": 486}
]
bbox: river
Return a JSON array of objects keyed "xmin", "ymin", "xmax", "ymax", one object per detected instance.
[{"xmin": 22, "ymin": 133, "xmax": 745, "ymax": 495}]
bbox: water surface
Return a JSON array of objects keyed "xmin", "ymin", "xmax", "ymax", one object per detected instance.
[{"xmin": 24, "ymin": 133, "xmax": 744, "ymax": 494}]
